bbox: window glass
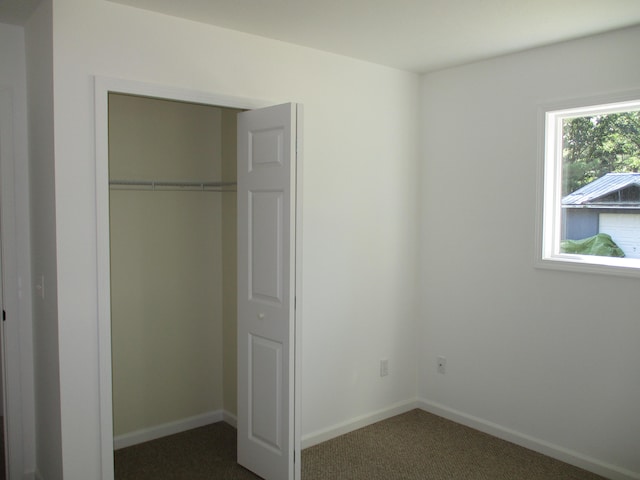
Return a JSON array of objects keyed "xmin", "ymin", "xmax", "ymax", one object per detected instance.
[{"xmin": 540, "ymin": 98, "xmax": 640, "ymax": 275}]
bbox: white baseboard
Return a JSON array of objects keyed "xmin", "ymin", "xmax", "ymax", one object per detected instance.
[
  {"xmin": 223, "ymin": 410, "xmax": 237, "ymax": 428},
  {"xmin": 113, "ymin": 409, "xmax": 236, "ymax": 450},
  {"xmin": 417, "ymin": 398, "xmax": 640, "ymax": 480},
  {"xmin": 301, "ymin": 398, "xmax": 419, "ymax": 449}
]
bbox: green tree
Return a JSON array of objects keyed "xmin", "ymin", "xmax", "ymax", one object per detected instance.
[{"xmin": 562, "ymin": 111, "xmax": 640, "ymax": 195}]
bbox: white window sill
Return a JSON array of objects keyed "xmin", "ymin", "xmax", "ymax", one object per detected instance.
[{"xmin": 537, "ymin": 254, "xmax": 640, "ymax": 278}]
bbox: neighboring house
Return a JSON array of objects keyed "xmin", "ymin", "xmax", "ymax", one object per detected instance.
[{"xmin": 562, "ymin": 172, "xmax": 640, "ymax": 258}]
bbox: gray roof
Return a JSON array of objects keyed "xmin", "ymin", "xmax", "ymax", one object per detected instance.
[{"xmin": 562, "ymin": 172, "xmax": 640, "ymax": 206}]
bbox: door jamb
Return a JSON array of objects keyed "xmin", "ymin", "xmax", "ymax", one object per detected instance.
[{"xmin": 94, "ymin": 76, "xmax": 302, "ymax": 480}]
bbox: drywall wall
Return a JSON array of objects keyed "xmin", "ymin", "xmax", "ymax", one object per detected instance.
[
  {"xmin": 419, "ymin": 25, "xmax": 640, "ymax": 479},
  {"xmin": 51, "ymin": 0, "xmax": 419, "ymax": 476},
  {"xmin": 0, "ymin": 20, "xmax": 35, "ymax": 479},
  {"xmin": 24, "ymin": 0, "xmax": 62, "ymax": 478},
  {"xmin": 109, "ymin": 94, "xmax": 238, "ymax": 436}
]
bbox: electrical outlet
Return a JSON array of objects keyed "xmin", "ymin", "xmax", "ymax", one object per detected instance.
[
  {"xmin": 437, "ymin": 356, "xmax": 446, "ymax": 374},
  {"xmin": 380, "ymin": 359, "xmax": 389, "ymax": 377}
]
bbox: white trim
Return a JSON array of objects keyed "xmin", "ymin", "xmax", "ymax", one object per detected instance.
[
  {"xmin": 300, "ymin": 399, "xmax": 419, "ymax": 449},
  {"xmin": 94, "ymin": 76, "xmax": 115, "ymax": 480},
  {"xmin": 536, "ymin": 253, "xmax": 640, "ymax": 278},
  {"xmin": 94, "ymin": 77, "xmax": 270, "ymax": 113},
  {"xmin": 294, "ymin": 104, "xmax": 304, "ymax": 479},
  {"xmin": 113, "ymin": 410, "xmax": 236, "ymax": 450},
  {"xmin": 535, "ymin": 88, "xmax": 640, "ymax": 278},
  {"xmin": 94, "ymin": 76, "xmax": 297, "ymax": 479},
  {"xmin": 417, "ymin": 398, "xmax": 640, "ymax": 480},
  {"xmin": 223, "ymin": 410, "xmax": 237, "ymax": 428}
]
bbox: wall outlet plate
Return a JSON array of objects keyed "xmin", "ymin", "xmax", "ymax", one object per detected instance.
[{"xmin": 380, "ymin": 359, "xmax": 389, "ymax": 377}]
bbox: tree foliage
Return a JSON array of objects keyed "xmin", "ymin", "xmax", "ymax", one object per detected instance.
[{"xmin": 562, "ymin": 111, "xmax": 640, "ymax": 195}]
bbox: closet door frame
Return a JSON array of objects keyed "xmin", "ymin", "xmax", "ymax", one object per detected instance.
[{"xmin": 94, "ymin": 76, "xmax": 303, "ymax": 480}]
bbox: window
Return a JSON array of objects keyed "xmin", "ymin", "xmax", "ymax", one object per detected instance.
[{"xmin": 539, "ymin": 95, "xmax": 640, "ymax": 276}]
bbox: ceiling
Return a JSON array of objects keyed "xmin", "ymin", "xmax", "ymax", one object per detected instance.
[
  {"xmin": 107, "ymin": 0, "xmax": 640, "ymax": 73},
  {"xmin": 2, "ymin": 0, "xmax": 640, "ymax": 73}
]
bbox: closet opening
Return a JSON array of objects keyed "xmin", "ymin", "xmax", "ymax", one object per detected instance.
[
  {"xmin": 97, "ymin": 80, "xmax": 302, "ymax": 480},
  {"xmin": 107, "ymin": 93, "xmax": 246, "ymax": 476}
]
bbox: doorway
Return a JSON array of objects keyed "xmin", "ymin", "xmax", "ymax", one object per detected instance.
[
  {"xmin": 108, "ymin": 93, "xmax": 242, "ymax": 452},
  {"xmin": 94, "ymin": 78, "xmax": 302, "ymax": 480},
  {"xmin": 0, "ymin": 88, "xmax": 10, "ymax": 480},
  {"xmin": 0, "ymin": 86, "xmax": 29, "ymax": 480}
]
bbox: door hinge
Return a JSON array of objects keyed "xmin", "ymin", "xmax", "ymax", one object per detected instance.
[{"xmin": 2, "ymin": 310, "xmax": 6, "ymax": 321}]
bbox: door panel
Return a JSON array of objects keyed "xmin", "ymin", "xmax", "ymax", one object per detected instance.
[
  {"xmin": 237, "ymin": 103, "xmax": 297, "ymax": 480},
  {"xmin": 250, "ymin": 191, "xmax": 283, "ymax": 303},
  {"xmin": 250, "ymin": 334, "xmax": 282, "ymax": 451}
]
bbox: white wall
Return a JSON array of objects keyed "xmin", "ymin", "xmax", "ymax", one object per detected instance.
[
  {"xmin": 419, "ymin": 25, "xmax": 640, "ymax": 480},
  {"xmin": 24, "ymin": 0, "xmax": 63, "ymax": 478},
  {"xmin": 51, "ymin": 0, "xmax": 420, "ymax": 477},
  {"xmin": 0, "ymin": 20, "xmax": 36, "ymax": 479}
]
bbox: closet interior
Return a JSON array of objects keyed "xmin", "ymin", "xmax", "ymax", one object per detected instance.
[{"xmin": 108, "ymin": 93, "xmax": 242, "ymax": 449}]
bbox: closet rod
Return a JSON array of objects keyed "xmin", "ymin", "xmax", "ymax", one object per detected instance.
[{"xmin": 109, "ymin": 179, "xmax": 237, "ymax": 191}]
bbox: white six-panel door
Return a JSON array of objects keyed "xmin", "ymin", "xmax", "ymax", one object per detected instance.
[{"xmin": 237, "ymin": 103, "xmax": 298, "ymax": 480}]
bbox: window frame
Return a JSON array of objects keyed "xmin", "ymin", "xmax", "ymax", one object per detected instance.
[{"xmin": 536, "ymin": 91, "xmax": 640, "ymax": 278}]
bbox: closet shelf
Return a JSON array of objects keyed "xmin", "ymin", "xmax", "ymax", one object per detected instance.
[{"xmin": 109, "ymin": 179, "xmax": 237, "ymax": 192}]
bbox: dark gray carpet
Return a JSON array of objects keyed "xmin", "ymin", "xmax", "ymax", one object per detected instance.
[
  {"xmin": 115, "ymin": 410, "xmax": 608, "ymax": 480},
  {"xmin": 114, "ymin": 422, "xmax": 260, "ymax": 480},
  {"xmin": 303, "ymin": 409, "xmax": 608, "ymax": 480}
]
